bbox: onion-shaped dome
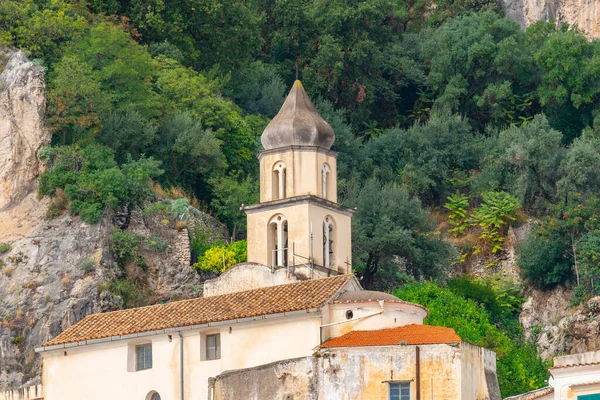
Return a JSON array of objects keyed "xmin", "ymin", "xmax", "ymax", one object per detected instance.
[{"xmin": 261, "ymin": 80, "xmax": 335, "ymax": 150}]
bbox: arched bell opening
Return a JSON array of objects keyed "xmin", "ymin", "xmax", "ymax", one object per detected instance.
[{"xmin": 268, "ymin": 214, "xmax": 288, "ymax": 267}]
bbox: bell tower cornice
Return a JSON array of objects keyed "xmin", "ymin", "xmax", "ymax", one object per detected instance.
[
  {"xmin": 258, "ymin": 145, "xmax": 338, "ymax": 159},
  {"xmin": 242, "ymin": 194, "xmax": 357, "ymax": 217}
]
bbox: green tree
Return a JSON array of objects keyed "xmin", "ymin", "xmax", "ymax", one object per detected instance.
[
  {"xmin": 226, "ymin": 61, "xmax": 286, "ymax": 118},
  {"xmin": 154, "ymin": 112, "xmax": 225, "ymax": 193},
  {"xmin": 209, "ymin": 174, "xmax": 259, "ymax": 238},
  {"xmin": 518, "ymin": 196, "xmax": 600, "ymax": 290},
  {"xmin": 558, "ymin": 135, "xmax": 600, "ymax": 202},
  {"xmin": 40, "ymin": 145, "xmax": 163, "ymax": 223},
  {"xmin": 100, "ymin": 0, "xmax": 263, "ymax": 72},
  {"xmin": 47, "ymin": 22, "xmax": 158, "ymax": 142},
  {"xmin": 534, "ymin": 28, "xmax": 600, "ymax": 141},
  {"xmin": 98, "ymin": 110, "xmax": 158, "ymax": 164},
  {"xmin": 346, "ymin": 178, "xmax": 454, "ymax": 288},
  {"xmin": 422, "ymin": 12, "xmax": 537, "ymax": 129},
  {"xmin": 0, "ymin": 0, "xmax": 88, "ymax": 63},
  {"xmin": 573, "ymin": 231, "xmax": 600, "ymax": 303},
  {"xmin": 498, "ymin": 114, "xmax": 563, "ymax": 210},
  {"xmin": 363, "ymin": 112, "xmax": 481, "ymax": 203},
  {"xmin": 396, "ymin": 282, "xmax": 548, "ymax": 396},
  {"xmin": 152, "ymin": 56, "xmax": 257, "ymax": 175}
]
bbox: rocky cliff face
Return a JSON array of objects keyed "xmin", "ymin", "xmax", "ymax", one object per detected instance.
[
  {"xmin": 521, "ymin": 289, "xmax": 600, "ymax": 360},
  {"xmin": 0, "ymin": 49, "xmax": 50, "ymax": 210},
  {"xmin": 0, "ymin": 50, "xmax": 227, "ymax": 390},
  {"xmin": 503, "ymin": 0, "xmax": 600, "ymax": 38}
]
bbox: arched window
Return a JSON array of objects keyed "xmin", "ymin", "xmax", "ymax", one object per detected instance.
[
  {"xmin": 272, "ymin": 162, "xmax": 287, "ymax": 200},
  {"xmin": 323, "ymin": 216, "xmax": 335, "ymax": 267},
  {"xmin": 268, "ymin": 215, "xmax": 288, "ymax": 267},
  {"xmin": 146, "ymin": 392, "xmax": 161, "ymax": 400},
  {"xmin": 321, "ymin": 164, "xmax": 330, "ymax": 199}
]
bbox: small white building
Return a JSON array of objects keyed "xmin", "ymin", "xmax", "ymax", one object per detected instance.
[
  {"xmin": 35, "ymin": 81, "xmax": 501, "ymax": 400},
  {"xmin": 505, "ymin": 350, "xmax": 600, "ymax": 400}
]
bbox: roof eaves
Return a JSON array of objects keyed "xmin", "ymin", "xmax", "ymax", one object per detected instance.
[
  {"xmin": 36, "ymin": 308, "xmax": 320, "ymax": 353},
  {"xmin": 503, "ymin": 387, "xmax": 554, "ymax": 400}
]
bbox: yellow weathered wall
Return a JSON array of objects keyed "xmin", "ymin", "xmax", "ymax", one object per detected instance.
[
  {"xmin": 307, "ymin": 203, "xmax": 351, "ymax": 272},
  {"xmin": 213, "ymin": 344, "xmax": 471, "ymax": 400},
  {"xmin": 246, "ymin": 201, "xmax": 352, "ymax": 272},
  {"xmin": 246, "ymin": 203, "xmax": 309, "ymax": 267},
  {"xmin": 259, "ymin": 148, "xmax": 337, "ymax": 202}
]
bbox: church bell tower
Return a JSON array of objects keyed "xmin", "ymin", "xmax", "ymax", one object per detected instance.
[{"xmin": 243, "ymin": 81, "xmax": 355, "ymax": 275}]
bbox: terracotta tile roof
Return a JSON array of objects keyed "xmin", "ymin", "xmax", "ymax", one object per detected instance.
[
  {"xmin": 551, "ymin": 361, "xmax": 600, "ymax": 369},
  {"xmin": 320, "ymin": 324, "xmax": 461, "ymax": 348},
  {"xmin": 568, "ymin": 380, "xmax": 600, "ymax": 387},
  {"xmin": 504, "ymin": 387, "xmax": 554, "ymax": 400},
  {"xmin": 42, "ymin": 275, "xmax": 353, "ymax": 348}
]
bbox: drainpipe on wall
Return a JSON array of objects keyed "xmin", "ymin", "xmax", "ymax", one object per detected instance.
[
  {"xmin": 178, "ymin": 331, "xmax": 184, "ymax": 400},
  {"xmin": 416, "ymin": 346, "xmax": 421, "ymax": 400}
]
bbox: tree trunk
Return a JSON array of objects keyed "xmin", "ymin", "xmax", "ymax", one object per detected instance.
[
  {"xmin": 571, "ymin": 233, "xmax": 581, "ymax": 287},
  {"xmin": 362, "ymin": 253, "xmax": 379, "ymax": 289}
]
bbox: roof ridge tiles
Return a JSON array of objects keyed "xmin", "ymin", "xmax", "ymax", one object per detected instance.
[
  {"xmin": 41, "ymin": 274, "xmax": 354, "ymax": 348},
  {"xmin": 320, "ymin": 324, "xmax": 461, "ymax": 349}
]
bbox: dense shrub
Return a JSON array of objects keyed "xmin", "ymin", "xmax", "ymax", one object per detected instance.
[
  {"xmin": 110, "ymin": 229, "xmax": 142, "ymax": 265},
  {"xmin": 193, "ymin": 240, "xmax": 247, "ymax": 273},
  {"xmin": 39, "ymin": 145, "xmax": 162, "ymax": 223},
  {"xmin": 396, "ymin": 282, "xmax": 548, "ymax": 396},
  {"xmin": 517, "ymin": 226, "xmax": 572, "ymax": 289}
]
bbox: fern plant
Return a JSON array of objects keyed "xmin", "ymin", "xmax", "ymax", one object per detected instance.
[
  {"xmin": 444, "ymin": 193, "xmax": 470, "ymax": 236},
  {"xmin": 472, "ymin": 191, "xmax": 519, "ymax": 253}
]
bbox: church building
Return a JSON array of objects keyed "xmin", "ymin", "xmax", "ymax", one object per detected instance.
[{"xmin": 35, "ymin": 81, "xmax": 501, "ymax": 400}]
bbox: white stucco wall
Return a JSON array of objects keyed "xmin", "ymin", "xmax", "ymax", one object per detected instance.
[
  {"xmin": 323, "ymin": 301, "xmax": 427, "ymax": 340},
  {"xmin": 41, "ymin": 314, "xmax": 324, "ymax": 400},
  {"xmin": 549, "ymin": 364, "xmax": 600, "ymax": 399}
]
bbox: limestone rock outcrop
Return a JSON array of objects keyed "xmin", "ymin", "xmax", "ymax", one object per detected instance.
[
  {"xmin": 503, "ymin": 0, "xmax": 600, "ymax": 39},
  {"xmin": 0, "ymin": 49, "xmax": 228, "ymax": 390},
  {"xmin": 520, "ymin": 290, "xmax": 600, "ymax": 360},
  {"xmin": 0, "ymin": 49, "xmax": 50, "ymax": 210}
]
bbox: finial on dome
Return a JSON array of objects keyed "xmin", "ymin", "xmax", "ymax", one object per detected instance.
[{"xmin": 261, "ymin": 80, "xmax": 335, "ymax": 150}]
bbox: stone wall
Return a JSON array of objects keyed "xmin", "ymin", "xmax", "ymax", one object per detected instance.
[
  {"xmin": 0, "ymin": 384, "xmax": 43, "ymax": 400},
  {"xmin": 203, "ymin": 263, "xmax": 311, "ymax": 297},
  {"xmin": 213, "ymin": 343, "xmax": 501, "ymax": 400},
  {"xmin": 172, "ymin": 229, "xmax": 191, "ymax": 266}
]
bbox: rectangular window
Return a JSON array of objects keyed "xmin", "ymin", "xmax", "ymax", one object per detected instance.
[
  {"xmin": 135, "ymin": 344, "xmax": 152, "ymax": 371},
  {"xmin": 389, "ymin": 382, "xmax": 410, "ymax": 400},
  {"xmin": 206, "ymin": 334, "xmax": 221, "ymax": 360}
]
